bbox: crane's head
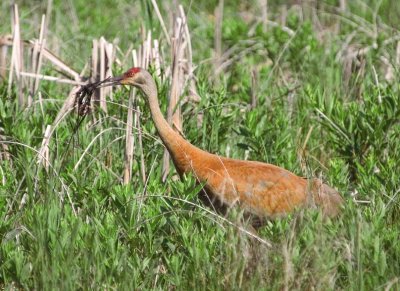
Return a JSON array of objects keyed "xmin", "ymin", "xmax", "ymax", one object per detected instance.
[{"xmin": 104, "ymin": 67, "xmax": 149, "ymax": 88}]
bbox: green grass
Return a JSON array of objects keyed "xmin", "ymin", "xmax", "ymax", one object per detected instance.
[{"xmin": 1, "ymin": 0, "xmax": 400, "ymax": 289}]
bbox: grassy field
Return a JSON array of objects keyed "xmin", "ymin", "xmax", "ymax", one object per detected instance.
[{"xmin": 1, "ymin": 0, "xmax": 400, "ymax": 289}]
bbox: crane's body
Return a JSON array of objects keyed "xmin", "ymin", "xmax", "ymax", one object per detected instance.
[{"xmin": 102, "ymin": 68, "xmax": 343, "ymax": 218}]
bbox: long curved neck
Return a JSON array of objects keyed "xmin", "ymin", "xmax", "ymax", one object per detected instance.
[{"xmin": 139, "ymin": 77, "xmax": 205, "ymax": 174}]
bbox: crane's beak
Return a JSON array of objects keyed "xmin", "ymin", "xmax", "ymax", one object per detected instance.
[
  {"xmin": 91, "ymin": 76, "xmax": 124, "ymax": 89},
  {"xmin": 98, "ymin": 75, "xmax": 124, "ymax": 87}
]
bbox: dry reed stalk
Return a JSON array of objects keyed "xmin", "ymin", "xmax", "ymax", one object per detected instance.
[
  {"xmin": 20, "ymin": 45, "xmax": 83, "ymax": 148},
  {"xmin": 123, "ymin": 47, "xmax": 138, "ymax": 185},
  {"xmin": 139, "ymin": 36, "xmax": 153, "ymax": 183},
  {"xmin": 0, "ymin": 35, "xmax": 12, "ymax": 79},
  {"xmin": 45, "ymin": 0, "xmax": 53, "ymax": 30},
  {"xmin": 214, "ymin": 0, "xmax": 224, "ymax": 78},
  {"xmin": 5, "ymin": 8, "xmax": 87, "ymax": 176},
  {"xmin": 105, "ymin": 42, "xmax": 114, "ymax": 101},
  {"xmin": 83, "ymin": 38, "xmax": 116, "ymax": 120},
  {"xmin": 162, "ymin": 14, "xmax": 186, "ymax": 182},
  {"xmin": 154, "ymin": 5, "xmax": 172, "ymax": 180},
  {"xmin": 132, "ymin": 49, "xmax": 138, "ymax": 69},
  {"xmin": 153, "ymin": 39, "xmax": 161, "ymax": 77},
  {"xmin": 96, "ymin": 37, "xmax": 115, "ymax": 112},
  {"xmin": 136, "ymin": 41, "xmax": 149, "ymax": 184},
  {"xmin": 25, "ymin": 40, "xmax": 81, "ymax": 80},
  {"xmin": 179, "ymin": 5, "xmax": 200, "ymax": 102},
  {"xmin": 8, "ymin": 4, "xmax": 24, "ymax": 105},
  {"xmin": 99, "ymin": 37, "xmax": 107, "ymax": 112},
  {"xmin": 146, "ymin": 31, "xmax": 152, "ymax": 69},
  {"xmin": 137, "ymin": 44, "xmax": 142, "ymax": 68},
  {"xmin": 124, "ymin": 95, "xmax": 134, "ymax": 185},
  {"xmin": 136, "ymin": 104, "xmax": 146, "ymax": 184},
  {"xmin": 396, "ymin": 41, "xmax": 400, "ymax": 66},
  {"xmin": 250, "ymin": 68, "xmax": 258, "ymax": 109},
  {"xmin": 169, "ymin": 17, "xmax": 184, "ymax": 133},
  {"xmin": 158, "ymin": 4, "xmax": 200, "ymax": 180},
  {"xmin": 30, "ymin": 15, "xmax": 47, "ymax": 110},
  {"xmin": 91, "ymin": 39, "xmax": 99, "ymax": 114},
  {"xmin": 123, "ymin": 41, "xmax": 150, "ymax": 185},
  {"xmin": 150, "ymin": 0, "xmax": 171, "ymax": 45},
  {"xmin": 37, "ymin": 125, "xmax": 52, "ymax": 171},
  {"xmin": 371, "ymin": 65, "xmax": 382, "ymax": 103},
  {"xmin": 29, "ymin": 40, "xmax": 38, "ymax": 104},
  {"xmin": 53, "ymin": 86, "xmax": 82, "ymax": 127},
  {"xmin": 90, "ymin": 39, "xmax": 99, "ymax": 115},
  {"xmin": 19, "ymin": 72, "xmax": 85, "ymax": 85}
]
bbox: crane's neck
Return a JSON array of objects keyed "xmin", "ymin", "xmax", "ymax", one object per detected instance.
[{"xmin": 139, "ymin": 78, "xmax": 205, "ymax": 175}]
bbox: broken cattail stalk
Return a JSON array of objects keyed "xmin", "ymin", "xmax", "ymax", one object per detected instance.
[
  {"xmin": 153, "ymin": 39, "xmax": 161, "ymax": 77},
  {"xmin": 38, "ymin": 92, "xmax": 45, "ymax": 119},
  {"xmin": 137, "ymin": 45, "xmax": 142, "ymax": 68},
  {"xmin": 37, "ymin": 124, "xmax": 52, "ymax": 171},
  {"xmin": 53, "ymin": 86, "xmax": 81, "ymax": 128},
  {"xmin": 179, "ymin": 5, "xmax": 200, "ymax": 102},
  {"xmin": 145, "ymin": 31, "xmax": 152, "ymax": 69},
  {"xmin": 30, "ymin": 15, "xmax": 47, "ymax": 108},
  {"xmin": 29, "ymin": 40, "xmax": 38, "ymax": 103},
  {"xmin": 132, "ymin": 49, "xmax": 138, "ymax": 70},
  {"xmin": 123, "ymin": 95, "xmax": 135, "ymax": 185},
  {"xmin": 169, "ymin": 17, "xmax": 184, "ymax": 133},
  {"xmin": 99, "ymin": 37, "xmax": 106, "ymax": 112},
  {"xmin": 91, "ymin": 39, "xmax": 99, "ymax": 115},
  {"xmin": 25, "ymin": 39, "xmax": 81, "ymax": 80},
  {"xmin": 105, "ymin": 41, "xmax": 114, "ymax": 101},
  {"xmin": 123, "ymin": 50, "xmax": 136, "ymax": 185},
  {"xmin": 19, "ymin": 72, "xmax": 85, "ymax": 85},
  {"xmin": 137, "ymin": 111, "xmax": 146, "ymax": 184}
]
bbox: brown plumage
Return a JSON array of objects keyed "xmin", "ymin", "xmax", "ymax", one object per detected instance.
[{"xmin": 102, "ymin": 67, "xmax": 343, "ymax": 218}]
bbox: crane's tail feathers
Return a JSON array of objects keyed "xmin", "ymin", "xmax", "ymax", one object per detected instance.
[{"xmin": 310, "ymin": 178, "xmax": 344, "ymax": 217}]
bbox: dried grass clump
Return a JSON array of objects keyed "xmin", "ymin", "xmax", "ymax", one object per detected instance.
[{"xmin": 2, "ymin": 3, "xmax": 199, "ymax": 187}]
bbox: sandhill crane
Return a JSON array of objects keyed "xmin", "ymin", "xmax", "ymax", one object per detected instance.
[{"xmin": 99, "ymin": 67, "xmax": 343, "ymax": 219}]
